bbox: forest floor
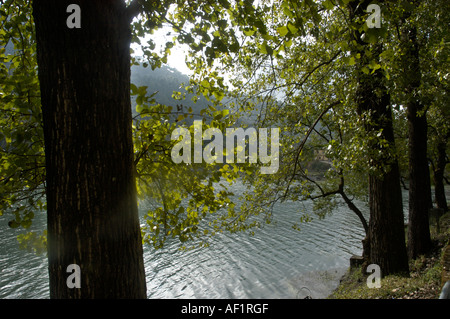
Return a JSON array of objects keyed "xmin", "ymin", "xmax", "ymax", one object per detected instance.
[{"xmin": 328, "ymin": 212, "xmax": 450, "ymax": 299}]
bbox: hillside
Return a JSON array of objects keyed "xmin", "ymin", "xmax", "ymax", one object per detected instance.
[{"xmin": 130, "ymin": 64, "xmax": 209, "ymax": 122}]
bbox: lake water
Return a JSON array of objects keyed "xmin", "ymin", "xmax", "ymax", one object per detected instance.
[{"xmin": 0, "ymin": 181, "xmax": 371, "ymax": 299}]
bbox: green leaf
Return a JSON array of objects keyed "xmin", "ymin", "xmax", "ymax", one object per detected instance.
[
  {"xmin": 349, "ymin": 56, "xmax": 356, "ymax": 66},
  {"xmin": 213, "ymin": 90, "xmax": 225, "ymax": 102},
  {"xmin": 323, "ymin": 0, "xmax": 334, "ymax": 10},
  {"xmin": 8, "ymin": 220, "xmax": 20, "ymax": 228},
  {"xmin": 130, "ymin": 83, "xmax": 138, "ymax": 95},
  {"xmin": 136, "ymin": 95, "xmax": 143, "ymax": 106},
  {"xmin": 277, "ymin": 26, "xmax": 289, "ymax": 37},
  {"xmin": 243, "ymin": 28, "xmax": 256, "ymax": 36},
  {"xmin": 201, "ymin": 79, "xmax": 210, "ymax": 88},
  {"xmin": 287, "ymin": 22, "xmax": 298, "ymax": 35},
  {"xmin": 259, "ymin": 42, "xmax": 273, "ymax": 56}
]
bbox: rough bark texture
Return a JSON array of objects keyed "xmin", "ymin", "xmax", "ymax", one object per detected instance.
[
  {"xmin": 400, "ymin": 22, "xmax": 433, "ymax": 260},
  {"xmin": 433, "ymin": 139, "xmax": 448, "ymax": 212},
  {"xmin": 350, "ymin": 0, "xmax": 409, "ymax": 276},
  {"xmin": 355, "ymin": 63, "xmax": 409, "ymax": 275},
  {"xmin": 33, "ymin": 0, "xmax": 147, "ymax": 298}
]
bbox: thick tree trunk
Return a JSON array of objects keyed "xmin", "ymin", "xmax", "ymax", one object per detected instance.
[
  {"xmin": 366, "ymin": 160, "xmax": 409, "ymax": 275},
  {"xmin": 349, "ymin": 0, "xmax": 409, "ymax": 276},
  {"xmin": 400, "ymin": 23, "xmax": 433, "ymax": 259},
  {"xmin": 434, "ymin": 139, "xmax": 448, "ymax": 212},
  {"xmin": 355, "ymin": 64, "xmax": 409, "ymax": 275},
  {"xmin": 33, "ymin": 0, "xmax": 147, "ymax": 298},
  {"xmin": 406, "ymin": 99, "xmax": 433, "ymax": 258}
]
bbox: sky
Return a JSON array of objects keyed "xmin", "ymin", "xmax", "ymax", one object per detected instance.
[{"xmin": 131, "ymin": 25, "xmax": 192, "ymax": 76}]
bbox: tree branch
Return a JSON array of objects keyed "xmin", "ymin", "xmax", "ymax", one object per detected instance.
[
  {"xmin": 339, "ymin": 189, "xmax": 368, "ymax": 234},
  {"xmin": 292, "ymin": 50, "xmax": 342, "ymax": 89},
  {"xmin": 283, "ymin": 100, "xmax": 341, "ymax": 198},
  {"xmin": 305, "ymin": 172, "xmax": 369, "ymax": 234}
]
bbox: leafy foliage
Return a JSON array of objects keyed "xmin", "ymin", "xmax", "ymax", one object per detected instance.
[
  {"xmin": 0, "ymin": 0, "xmax": 448, "ymax": 254},
  {"xmin": 130, "ymin": 77, "xmax": 242, "ymax": 249},
  {"xmin": 0, "ymin": 0, "xmax": 46, "ymax": 252}
]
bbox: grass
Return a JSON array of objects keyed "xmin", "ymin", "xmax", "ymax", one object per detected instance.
[{"xmin": 328, "ymin": 213, "xmax": 449, "ymax": 299}]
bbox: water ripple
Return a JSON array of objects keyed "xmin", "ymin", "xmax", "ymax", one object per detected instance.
[{"xmin": 1, "ymin": 182, "xmax": 372, "ymax": 299}]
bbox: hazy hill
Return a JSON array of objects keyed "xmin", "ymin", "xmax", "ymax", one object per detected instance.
[{"xmin": 130, "ymin": 64, "xmax": 209, "ymax": 122}]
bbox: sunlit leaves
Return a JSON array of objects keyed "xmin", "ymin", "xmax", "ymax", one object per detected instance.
[
  {"xmin": 3, "ymin": 0, "xmax": 447, "ymax": 255},
  {"xmin": 172, "ymin": 0, "xmax": 378, "ymax": 230},
  {"xmin": 17, "ymin": 230, "xmax": 47, "ymax": 255},
  {"xmin": 0, "ymin": 0, "xmax": 46, "ymax": 254},
  {"xmin": 258, "ymin": 42, "xmax": 272, "ymax": 56},
  {"xmin": 130, "ymin": 72, "xmax": 245, "ymax": 249},
  {"xmin": 276, "ymin": 26, "xmax": 289, "ymax": 37}
]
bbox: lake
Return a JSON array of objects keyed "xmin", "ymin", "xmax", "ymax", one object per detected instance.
[{"xmin": 0, "ymin": 181, "xmax": 371, "ymax": 299}]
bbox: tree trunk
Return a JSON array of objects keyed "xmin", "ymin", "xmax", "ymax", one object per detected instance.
[
  {"xmin": 366, "ymin": 159, "xmax": 409, "ymax": 276},
  {"xmin": 434, "ymin": 139, "xmax": 448, "ymax": 212},
  {"xmin": 33, "ymin": 0, "xmax": 147, "ymax": 298},
  {"xmin": 400, "ymin": 22, "xmax": 433, "ymax": 259},
  {"xmin": 349, "ymin": 0, "xmax": 409, "ymax": 276},
  {"xmin": 355, "ymin": 63, "xmax": 409, "ymax": 275}
]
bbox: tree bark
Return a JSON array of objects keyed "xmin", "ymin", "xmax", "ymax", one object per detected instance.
[
  {"xmin": 33, "ymin": 0, "xmax": 147, "ymax": 298},
  {"xmin": 356, "ymin": 64, "xmax": 409, "ymax": 275},
  {"xmin": 400, "ymin": 22, "xmax": 433, "ymax": 259},
  {"xmin": 433, "ymin": 138, "xmax": 448, "ymax": 212},
  {"xmin": 357, "ymin": 56, "xmax": 409, "ymax": 276},
  {"xmin": 349, "ymin": 0, "xmax": 409, "ymax": 276}
]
